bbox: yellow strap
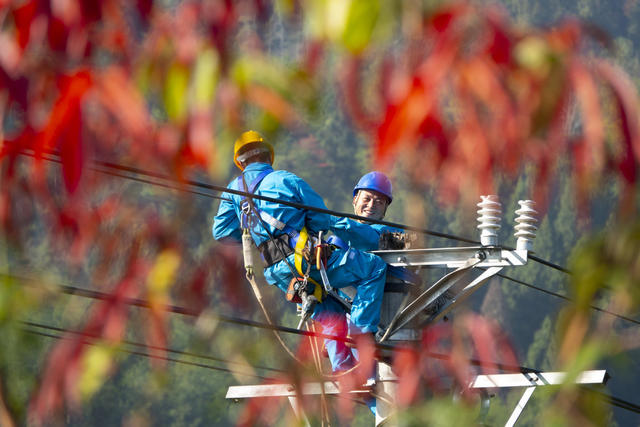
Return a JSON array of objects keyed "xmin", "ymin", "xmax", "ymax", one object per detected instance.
[
  {"xmin": 294, "ymin": 227, "xmax": 308, "ymax": 276},
  {"xmin": 294, "ymin": 227, "xmax": 323, "ymax": 302}
]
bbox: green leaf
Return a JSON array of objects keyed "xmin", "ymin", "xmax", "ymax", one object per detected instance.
[
  {"xmin": 341, "ymin": 0, "xmax": 381, "ymax": 54},
  {"xmin": 193, "ymin": 48, "xmax": 219, "ymax": 109},
  {"xmin": 164, "ymin": 62, "xmax": 190, "ymax": 122},
  {"xmin": 79, "ymin": 344, "xmax": 115, "ymax": 401}
]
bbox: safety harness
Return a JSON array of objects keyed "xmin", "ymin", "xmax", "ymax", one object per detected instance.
[{"xmin": 236, "ymin": 170, "xmax": 324, "ymax": 308}]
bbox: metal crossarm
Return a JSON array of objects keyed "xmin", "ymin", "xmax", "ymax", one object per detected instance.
[
  {"xmin": 469, "ymin": 370, "xmax": 608, "ymax": 388},
  {"xmin": 226, "ymin": 382, "xmax": 374, "ymax": 399},
  {"xmin": 225, "ymin": 370, "xmax": 608, "ymax": 427},
  {"xmin": 469, "ymin": 370, "xmax": 608, "ymax": 427},
  {"xmin": 373, "ymin": 246, "xmax": 529, "ymax": 269}
]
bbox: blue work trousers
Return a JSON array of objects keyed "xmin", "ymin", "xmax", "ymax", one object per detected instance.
[{"xmin": 265, "ymin": 246, "xmax": 387, "ymax": 337}]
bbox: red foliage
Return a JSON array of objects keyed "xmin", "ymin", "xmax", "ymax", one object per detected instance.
[
  {"xmin": 1, "ymin": 0, "xmax": 639, "ymax": 423},
  {"xmin": 335, "ymin": 2, "xmax": 640, "ymax": 206},
  {"xmin": 30, "ymin": 253, "xmax": 150, "ymax": 419},
  {"xmin": 393, "ymin": 313, "xmax": 519, "ymax": 406}
]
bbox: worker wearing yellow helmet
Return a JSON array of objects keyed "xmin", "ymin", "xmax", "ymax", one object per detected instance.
[{"xmin": 233, "ymin": 130, "xmax": 274, "ymax": 170}]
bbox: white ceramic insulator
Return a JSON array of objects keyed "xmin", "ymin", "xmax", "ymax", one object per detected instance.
[
  {"xmin": 477, "ymin": 195, "xmax": 502, "ymax": 246},
  {"xmin": 514, "ymin": 200, "xmax": 538, "ymax": 251}
]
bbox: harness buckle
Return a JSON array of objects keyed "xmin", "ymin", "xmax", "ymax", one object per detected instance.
[{"xmin": 240, "ymin": 200, "xmax": 254, "ymax": 228}]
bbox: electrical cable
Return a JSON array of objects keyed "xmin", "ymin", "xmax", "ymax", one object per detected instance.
[
  {"xmin": 3, "ymin": 272, "xmax": 359, "ymax": 346},
  {"xmin": 3, "ymin": 272, "xmax": 542, "ymax": 372},
  {"xmin": 10, "ymin": 274, "xmax": 640, "ymax": 416},
  {"xmin": 22, "ymin": 327, "xmax": 272, "ymax": 381},
  {"xmin": 22, "ymin": 320, "xmax": 284, "ymax": 374},
  {"xmin": 25, "ymin": 325, "xmax": 640, "ymax": 417},
  {"xmin": 581, "ymin": 386, "xmax": 640, "ymax": 415},
  {"xmin": 14, "ymin": 147, "xmax": 578, "ymax": 273},
  {"xmin": 495, "ymin": 272, "xmax": 640, "ymax": 327},
  {"xmin": 16, "ymin": 150, "xmax": 228, "ymax": 201},
  {"xmin": 8, "ymin": 269, "xmax": 640, "ymax": 358},
  {"xmin": 528, "ymin": 254, "xmax": 571, "ymax": 274},
  {"xmin": 12, "ymin": 148, "xmax": 477, "ymax": 244}
]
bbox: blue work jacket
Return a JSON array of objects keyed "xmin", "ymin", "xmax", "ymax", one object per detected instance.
[
  {"xmin": 330, "ymin": 216, "xmax": 402, "ymax": 251},
  {"xmin": 212, "ymin": 162, "xmax": 330, "ymax": 246}
]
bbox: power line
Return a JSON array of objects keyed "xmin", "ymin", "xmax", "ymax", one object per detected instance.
[
  {"xmin": 11, "ymin": 274, "xmax": 640, "ymax": 416},
  {"xmin": 26, "ymin": 326, "xmax": 640, "ymax": 417},
  {"xmin": 4, "ymin": 272, "xmax": 360, "ymax": 346},
  {"xmin": 19, "ymin": 150, "xmax": 228, "ymax": 201},
  {"xmin": 528, "ymin": 254, "xmax": 571, "ymax": 274},
  {"xmin": 24, "ymin": 321, "xmax": 640, "ymax": 416},
  {"xmin": 13, "ymin": 148, "xmax": 478, "ymax": 244},
  {"xmin": 496, "ymin": 272, "xmax": 640, "ymax": 327},
  {"xmin": 97, "ymin": 157, "xmax": 480, "ymax": 243},
  {"xmin": 23, "ymin": 327, "xmax": 272, "ymax": 381},
  {"xmin": 15, "ymin": 147, "xmax": 580, "ymax": 272},
  {"xmin": 1, "ymin": 272, "xmax": 547, "ymax": 372},
  {"xmin": 9, "ymin": 267, "xmax": 640, "ymax": 348},
  {"xmin": 4, "ymin": 271, "xmax": 625, "ymax": 375},
  {"xmin": 581, "ymin": 386, "xmax": 640, "ymax": 415},
  {"xmin": 23, "ymin": 320, "xmax": 284, "ymax": 375}
]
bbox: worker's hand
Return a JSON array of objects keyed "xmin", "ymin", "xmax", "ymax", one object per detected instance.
[
  {"xmin": 379, "ymin": 232, "xmax": 417, "ymax": 249},
  {"xmin": 403, "ymin": 232, "xmax": 418, "ymax": 248},
  {"xmin": 301, "ymin": 245, "xmax": 311, "ymax": 261}
]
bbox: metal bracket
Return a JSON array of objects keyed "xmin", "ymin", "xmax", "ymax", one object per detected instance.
[
  {"xmin": 226, "ymin": 370, "xmax": 608, "ymax": 427},
  {"xmin": 469, "ymin": 370, "xmax": 608, "ymax": 426},
  {"xmin": 373, "ymin": 246, "xmax": 529, "ymax": 269},
  {"xmin": 380, "ymin": 258, "xmax": 480, "ymax": 342}
]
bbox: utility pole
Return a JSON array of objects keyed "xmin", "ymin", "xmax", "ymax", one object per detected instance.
[{"xmin": 226, "ymin": 196, "xmax": 608, "ymax": 426}]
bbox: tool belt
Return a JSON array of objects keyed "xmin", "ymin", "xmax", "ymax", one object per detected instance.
[
  {"xmin": 258, "ymin": 230, "xmax": 338, "ymax": 274},
  {"xmin": 257, "ymin": 234, "xmax": 294, "ymax": 268}
]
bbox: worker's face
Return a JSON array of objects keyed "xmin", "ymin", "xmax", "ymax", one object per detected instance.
[{"xmin": 353, "ymin": 190, "xmax": 389, "ymax": 221}]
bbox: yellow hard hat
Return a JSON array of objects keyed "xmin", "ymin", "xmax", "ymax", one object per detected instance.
[{"xmin": 233, "ymin": 130, "xmax": 274, "ymax": 170}]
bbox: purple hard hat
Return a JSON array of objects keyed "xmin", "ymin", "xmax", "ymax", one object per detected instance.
[{"xmin": 353, "ymin": 171, "xmax": 393, "ymax": 203}]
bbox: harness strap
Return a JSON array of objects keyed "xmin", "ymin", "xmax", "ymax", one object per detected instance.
[
  {"xmin": 238, "ymin": 170, "xmax": 301, "ymax": 243},
  {"xmin": 294, "ymin": 227, "xmax": 323, "ymax": 301},
  {"xmin": 239, "ymin": 170, "xmax": 322, "ymax": 301},
  {"xmin": 294, "ymin": 226, "xmax": 309, "ymax": 276},
  {"xmin": 258, "ymin": 210, "xmax": 300, "ymax": 241}
]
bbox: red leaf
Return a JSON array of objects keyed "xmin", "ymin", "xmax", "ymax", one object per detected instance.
[
  {"xmin": 59, "ymin": 110, "xmax": 83, "ymax": 193},
  {"xmin": 36, "ymin": 70, "xmax": 92, "ymax": 193},
  {"xmin": 0, "ymin": 68, "xmax": 29, "ymax": 110},
  {"xmin": 47, "ymin": 16, "xmax": 69, "ymax": 52},
  {"xmin": 11, "ymin": 0, "xmax": 38, "ymax": 50},
  {"xmin": 339, "ymin": 56, "xmax": 378, "ymax": 133},
  {"xmin": 485, "ymin": 8, "xmax": 512, "ymax": 65},
  {"xmin": 303, "ymin": 39, "xmax": 324, "ymax": 75},
  {"xmin": 95, "ymin": 66, "xmax": 150, "ymax": 140},
  {"xmin": 570, "ymin": 60, "xmax": 604, "ymax": 172},
  {"xmin": 136, "ymin": 0, "xmax": 154, "ymax": 19},
  {"xmin": 595, "ymin": 60, "xmax": 640, "ymax": 184},
  {"xmin": 429, "ymin": 10, "xmax": 455, "ymax": 33},
  {"xmin": 215, "ymin": 246, "xmax": 250, "ymax": 311},
  {"xmin": 79, "ymin": 0, "xmax": 102, "ymax": 23},
  {"xmin": 375, "ymin": 77, "xmax": 432, "ymax": 162},
  {"xmin": 465, "ymin": 314, "xmax": 499, "ymax": 373},
  {"xmin": 394, "ymin": 349, "xmax": 420, "ymax": 406},
  {"xmin": 418, "ymin": 110, "xmax": 448, "ymax": 158}
]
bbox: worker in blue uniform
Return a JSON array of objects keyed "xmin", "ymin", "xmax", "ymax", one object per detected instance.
[
  {"xmin": 212, "ymin": 131, "xmax": 388, "ymax": 349},
  {"xmin": 319, "ymin": 171, "xmax": 403, "ymax": 373},
  {"xmin": 331, "ymin": 171, "xmax": 402, "ymax": 251}
]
